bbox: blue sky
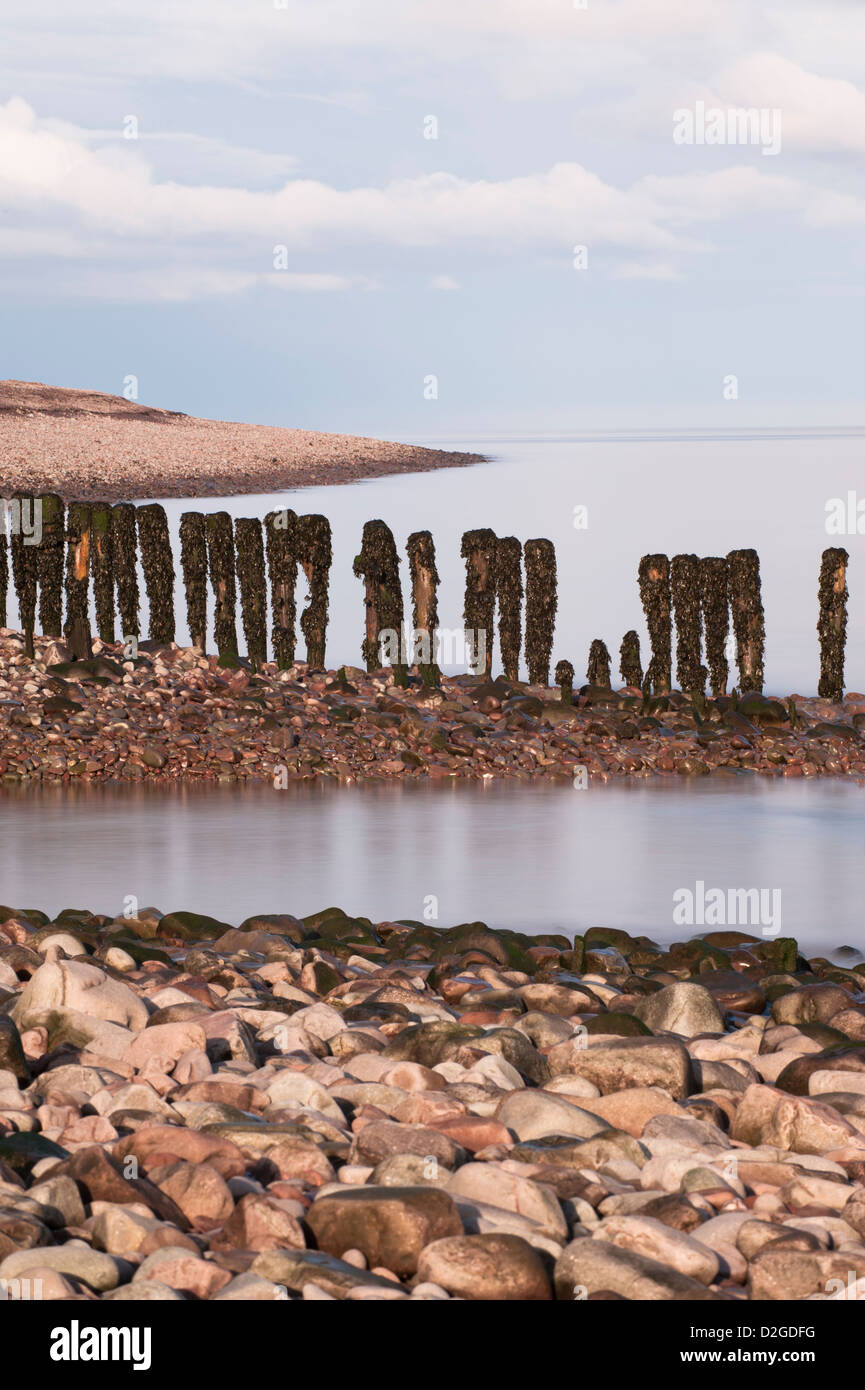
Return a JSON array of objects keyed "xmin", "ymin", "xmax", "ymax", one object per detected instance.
[{"xmin": 2, "ymin": 0, "xmax": 864, "ymax": 436}]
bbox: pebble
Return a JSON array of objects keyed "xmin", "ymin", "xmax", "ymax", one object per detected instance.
[
  {"xmin": 0, "ymin": 632, "xmax": 863, "ymax": 787},
  {"xmin": 0, "ymin": 907, "xmax": 863, "ymax": 1300}
]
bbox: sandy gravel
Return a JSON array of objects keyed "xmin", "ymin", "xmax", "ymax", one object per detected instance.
[{"xmin": 0, "ymin": 381, "xmax": 485, "ymax": 502}]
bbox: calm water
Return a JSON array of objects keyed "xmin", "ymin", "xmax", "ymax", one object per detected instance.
[
  {"xmin": 4, "ymin": 432, "xmax": 863, "ymax": 955},
  {"xmin": 0, "ymin": 779, "xmax": 862, "ymax": 954},
  {"xmin": 7, "ymin": 431, "xmax": 862, "ymax": 694}
]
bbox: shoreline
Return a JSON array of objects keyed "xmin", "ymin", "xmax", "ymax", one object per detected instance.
[
  {"xmin": 0, "ymin": 381, "xmax": 486, "ymax": 501},
  {"xmin": 0, "ymin": 910, "xmax": 863, "ymax": 1301},
  {"xmin": 1, "ymin": 629, "xmax": 863, "ymax": 787}
]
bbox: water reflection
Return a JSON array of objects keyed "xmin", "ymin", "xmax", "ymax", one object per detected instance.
[{"xmin": 0, "ymin": 778, "xmax": 861, "ymax": 952}]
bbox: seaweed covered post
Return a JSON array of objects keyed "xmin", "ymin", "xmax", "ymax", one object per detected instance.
[
  {"xmin": 10, "ymin": 493, "xmax": 38, "ymax": 658},
  {"xmin": 555, "ymin": 658, "xmax": 574, "ymax": 705},
  {"xmin": 817, "ymin": 547, "xmax": 848, "ymax": 703},
  {"xmin": 406, "ymin": 529, "xmax": 440, "ymax": 687},
  {"xmin": 638, "ymin": 553, "xmax": 671, "ymax": 693},
  {"xmin": 671, "ymin": 553, "xmax": 704, "ymax": 694},
  {"xmin": 523, "ymin": 538, "xmax": 557, "ymax": 686},
  {"xmin": 90, "ymin": 502, "xmax": 115, "ymax": 645},
  {"xmin": 179, "ymin": 512, "xmax": 208, "ymax": 653},
  {"xmin": 295, "ymin": 514, "xmax": 332, "ymax": 669},
  {"xmin": 353, "ymin": 520, "xmax": 406, "ymax": 684},
  {"xmin": 460, "ymin": 528, "xmax": 497, "ymax": 678},
  {"xmin": 206, "ymin": 511, "xmax": 239, "ymax": 666},
  {"xmin": 64, "ymin": 501, "xmax": 92, "ymax": 660},
  {"xmin": 619, "ymin": 630, "xmax": 643, "ymax": 689},
  {"xmin": 496, "ymin": 536, "xmax": 523, "ymax": 683},
  {"xmin": 727, "ymin": 548, "xmax": 765, "ymax": 693},
  {"xmin": 699, "ymin": 556, "xmax": 729, "ymax": 697},
  {"xmin": 235, "ymin": 517, "xmax": 268, "ymax": 671},
  {"xmin": 37, "ymin": 493, "xmax": 65, "ymax": 639},
  {"xmin": 264, "ymin": 508, "xmax": 297, "ymax": 670},
  {"xmin": 136, "ymin": 503, "xmax": 175, "ymax": 645},
  {"xmin": 111, "ymin": 503, "xmax": 140, "ymax": 649},
  {"xmin": 0, "ymin": 508, "xmax": 7, "ymax": 630},
  {"xmin": 587, "ymin": 638, "xmax": 611, "ymax": 688}
]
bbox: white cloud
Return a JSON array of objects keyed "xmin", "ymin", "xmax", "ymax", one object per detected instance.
[
  {"xmin": 2, "ymin": 96, "xmax": 863, "ymax": 302},
  {"xmin": 717, "ymin": 53, "xmax": 865, "ymax": 155},
  {"xmin": 42, "ymin": 121, "xmax": 300, "ymax": 186},
  {"xmin": 0, "ymin": 0, "xmax": 752, "ymax": 82},
  {"xmin": 0, "ymin": 98, "xmax": 692, "ymax": 252}
]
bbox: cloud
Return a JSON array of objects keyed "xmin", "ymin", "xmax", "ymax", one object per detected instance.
[
  {"xmin": 2, "ymin": 96, "xmax": 863, "ymax": 302},
  {"xmin": 0, "ymin": 0, "xmax": 751, "ymax": 83},
  {"xmin": 0, "ymin": 98, "xmax": 691, "ymax": 251},
  {"xmin": 41, "ymin": 121, "xmax": 301, "ymax": 186},
  {"xmin": 717, "ymin": 53, "xmax": 865, "ymax": 155}
]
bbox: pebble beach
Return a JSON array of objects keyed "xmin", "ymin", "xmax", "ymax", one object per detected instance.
[
  {"xmin": 0, "ymin": 630, "xmax": 863, "ymax": 787},
  {"xmin": 0, "ymin": 382, "xmax": 484, "ymax": 502},
  {"xmin": 1, "ymin": 909, "xmax": 864, "ymax": 1302},
  {"xmin": 0, "ymin": 385, "xmax": 862, "ymax": 1318}
]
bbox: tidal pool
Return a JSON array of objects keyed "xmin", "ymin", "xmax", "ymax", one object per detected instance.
[{"xmin": 0, "ymin": 778, "xmax": 861, "ymax": 954}]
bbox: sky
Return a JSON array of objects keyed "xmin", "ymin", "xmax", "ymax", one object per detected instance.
[{"xmin": 2, "ymin": 0, "xmax": 865, "ymax": 437}]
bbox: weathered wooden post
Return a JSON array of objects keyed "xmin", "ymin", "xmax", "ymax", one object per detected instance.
[
  {"xmin": 206, "ymin": 511, "xmax": 239, "ymax": 665},
  {"xmin": 112, "ymin": 503, "xmax": 140, "ymax": 649},
  {"xmin": 460, "ymin": 529, "xmax": 497, "ymax": 678},
  {"xmin": 37, "ymin": 494, "xmax": 64, "ymax": 639},
  {"xmin": 264, "ymin": 508, "xmax": 297, "ymax": 670},
  {"xmin": 406, "ymin": 530, "xmax": 440, "ymax": 687},
  {"xmin": 524, "ymin": 538, "xmax": 557, "ymax": 686},
  {"xmin": 727, "ymin": 548, "xmax": 765, "ymax": 693},
  {"xmin": 295, "ymin": 514, "xmax": 332, "ymax": 669},
  {"xmin": 671, "ymin": 553, "xmax": 704, "ymax": 694},
  {"xmin": 137, "ymin": 503, "xmax": 175, "ymax": 645},
  {"xmin": 587, "ymin": 638, "xmax": 611, "ymax": 688},
  {"xmin": 235, "ymin": 517, "xmax": 268, "ymax": 671},
  {"xmin": 496, "ymin": 536, "xmax": 523, "ymax": 683},
  {"xmin": 638, "ymin": 553, "xmax": 671, "ymax": 693},
  {"xmin": 817, "ymin": 547, "xmax": 848, "ymax": 702},
  {"xmin": 0, "ymin": 510, "xmax": 7, "ymax": 631},
  {"xmin": 619, "ymin": 630, "xmax": 643, "ymax": 689},
  {"xmin": 91, "ymin": 503, "xmax": 115, "ymax": 645},
  {"xmin": 699, "ymin": 556, "xmax": 729, "ymax": 697},
  {"xmin": 179, "ymin": 512, "xmax": 208, "ymax": 653},
  {"xmin": 555, "ymin": 659, "xmax": 574, "ymax": 705},
  {"xmin": 353, "ymin": 520, "xmax": 406, "ymax": 684},
  {"xmin": 10, "ymin": 493, "xmax": 38, "ymax": 658},
  {"xmin": 64, "ymin": 501, "xmax": 92, "ymax": 660}
]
